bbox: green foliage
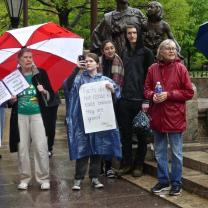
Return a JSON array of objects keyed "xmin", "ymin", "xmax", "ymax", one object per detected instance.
[{"xmin": 0, "ymin": 2, "xmax": 10, "ymax": 34}]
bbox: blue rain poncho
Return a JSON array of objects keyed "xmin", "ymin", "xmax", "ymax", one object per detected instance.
[{"xmin": 64, "ymin": 70, "xmax": 122, "ymax": 160}]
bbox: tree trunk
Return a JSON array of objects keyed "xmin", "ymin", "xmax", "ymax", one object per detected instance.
[{"xmin": 58, "ymin": 9, "xmax": 70, "ymax": 28}]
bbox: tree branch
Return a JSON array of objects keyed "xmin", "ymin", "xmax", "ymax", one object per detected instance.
[
  {"xmin": 69, "ymin": 0, "xmax": 89, "ymax": 27},
  {"xmin": 29, "ymin": 7, "xmax": 58, "ymax": 15},
  {"xmin": 36, "ymin": 0, "xmax": 54, "ymax": 8}
]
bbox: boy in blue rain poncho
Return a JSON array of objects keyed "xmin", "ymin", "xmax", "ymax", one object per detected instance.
[{"xmin": 64, "ymin": 53, "xmax": 122, "ymax": 190}]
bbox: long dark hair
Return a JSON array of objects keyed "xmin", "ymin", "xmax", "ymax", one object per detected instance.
[{"xmin": 100, "ymin": 40, "xmax": 116, "ymax": 52}]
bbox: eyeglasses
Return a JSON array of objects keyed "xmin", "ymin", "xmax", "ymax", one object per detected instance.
[{"xmin": 163, "ymin": 47, "xmax": 176, "ymax": 51}]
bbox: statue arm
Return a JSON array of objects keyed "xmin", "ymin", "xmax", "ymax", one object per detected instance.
[
  {"xmin": 91, "ymin": 15, "xmax": 112, "ymax": 54},
  {"xmin": 163, "ymin": 21, "xmax": 181, "ymax": 52}
]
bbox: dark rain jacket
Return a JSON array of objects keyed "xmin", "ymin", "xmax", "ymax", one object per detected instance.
[{"xmin": 121, "ymin": 46, "xmax": 154, "ymax": 101}]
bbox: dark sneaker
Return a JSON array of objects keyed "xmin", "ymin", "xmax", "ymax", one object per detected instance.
[
  {"xmin": 91, "ymin": 178, "xmax": 104, "ymax": 188},
  {"xmin": 132, "ymin": 166, "xmax": 143, "ymax": 177},
  {"xmin": 106, "ymin": 169, "xmax": 116, "ymax": 178},
  {"xmin": 151, "ymin": 183, "xmax": 170, "ymax": 193},
  {"xmin": 169, "ymin": 185, "xmax": 182, "ymax": 196}
]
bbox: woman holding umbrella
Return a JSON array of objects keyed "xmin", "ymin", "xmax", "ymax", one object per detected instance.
[{"xmin": 9, "ymin": 47, "xmax": 54, "ymax": 190}]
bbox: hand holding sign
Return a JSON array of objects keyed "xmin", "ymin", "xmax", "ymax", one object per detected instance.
[{"xmin": 105, "ymin": 82, "xmax": 114, "ymax": 94}]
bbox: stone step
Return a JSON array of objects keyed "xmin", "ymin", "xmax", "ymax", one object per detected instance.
[
  {"xmin": 183, "ymin": 151, "xmax": 208, "ymax": 174},
  {"xmin": 145, "ymin": 143, "xmax": 208, "ymax": 161},
  {"xmin": 122, "ymin": 174, "xmax": 208, "ymax": 208},
  {"xmin": 144, "ymin": 160, "xmax": 208, "ymax": 199},
  {"xmin": 183, "ymin": 143, "xmax": 208, "ymax": 151}
]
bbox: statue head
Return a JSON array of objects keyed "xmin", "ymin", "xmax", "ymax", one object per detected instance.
[{"xmin": 146, "ymin": 1, "xmax": 163, "ymax": 21}]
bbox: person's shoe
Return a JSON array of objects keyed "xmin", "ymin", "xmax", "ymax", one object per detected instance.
[
  {"xmin": 17, "ymin": 182, "xmax": 28, "ymax": 190},
  {"xmin": 132, "ymin": 166, "xmax": 143, "ymax": 177},
  {"xmin": 151, "ymin": 183, "xmax": 170, "ymax": 193},
  {"xmin": 106, "ymin": 169, "xmax": 116, "ymax": 178},
  {"xmin": 72, "ymin": 180, "xmax": 81, "ymax": 190},
  {"xmin": 40, "ymin": 182, "xmax": 50, "ymax": 190},
  {"xmin": 91, "ymin": 178, "xmax": 104, "ymax": 188},
  {"xmin": 48, "ymin": 151, "xmax": 53, "ymax": 158},
  {"xmin": 118, "ymin": 166, "xmax": 132, "ymax": 175},
  {"xmin": 169, "ymin": 185, "xmax": 182, "ymax": 196}
]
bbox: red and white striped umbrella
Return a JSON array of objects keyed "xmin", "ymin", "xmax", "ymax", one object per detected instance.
[{"xmin": 0, "ymin": 22, "xmax": 84, "ymax": 92}]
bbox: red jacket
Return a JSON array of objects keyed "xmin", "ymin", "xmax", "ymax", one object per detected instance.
[{"xmin": 144, "ymin": 59, "xmax": 194, "ymax": 132}]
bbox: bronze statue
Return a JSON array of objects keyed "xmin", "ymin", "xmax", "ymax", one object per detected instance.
[
  {"xmin": 143, "ymin": 1, "xmax": 181, "ymax": 55},
  {"xmin": 91, "ymin": 0, "xmax": 146, "ymax": 56}
]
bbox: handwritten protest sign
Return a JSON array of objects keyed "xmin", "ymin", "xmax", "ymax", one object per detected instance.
[
  {"xmin": 0, "ymin": 70, "xmax": 29, "ymax": 105},
  {"xmin": 79, "ymin": 81, "xmax": 116, "ymax": 133}
]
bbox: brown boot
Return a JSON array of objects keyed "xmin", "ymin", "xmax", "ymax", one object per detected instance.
[{"xmin": 132, "ymin": 165, "xmax": 143, "ymax": 177}]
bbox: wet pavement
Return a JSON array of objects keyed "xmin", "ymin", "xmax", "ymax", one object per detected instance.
[{"xmin": 0, "ymin": 140, "xmax": 179, "ymax": 208}]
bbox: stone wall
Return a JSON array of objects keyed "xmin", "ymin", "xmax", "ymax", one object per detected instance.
[
  {"xmin": 191, "ymin": 78, "xmax": 208, "ymax": 143},
  {"xmin": 183, "ymin": 84, "xmax": 198, "ymax": 142},
  {"xmin": 191, "ymin": 78, "xmax": 208, "ymax": 98}
]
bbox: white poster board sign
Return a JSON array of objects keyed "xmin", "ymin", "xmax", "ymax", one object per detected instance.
[
  {"xmin": 3, "ymin": 69, "xmax": 29, "ymax": 96},
  {"xmin": 0, "ymin": 81, "xmax": 12, "ymax": 105},
  {"xmin": 79, "ymin": 81, "xmax": 116, "ymax": 133},
  {"xmin": 0, "ymin": 70, "xmax": 29, "ymax": 105}
]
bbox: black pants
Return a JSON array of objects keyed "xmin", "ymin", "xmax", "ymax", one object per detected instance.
[
  {"xmin": 75, "ymin": 155, "xmax": 101, "ymax": 180},
  {"xmin": 45, "ymin": 105, "xmax": 59, "ymax": 152},
  {"xmin": 118, "ymin": 99, "xmax": 147, "ymax": 167},
  {"xmin": 101, "ymin": 156, "xmax": 113, "ymax": 173}
]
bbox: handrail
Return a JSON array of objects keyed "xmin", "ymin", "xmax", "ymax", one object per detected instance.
[{"xmin": 189, "ymin": 71, "xmax": 208, "ymax": 78}]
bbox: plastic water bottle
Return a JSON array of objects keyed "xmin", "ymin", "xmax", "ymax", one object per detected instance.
[{"xmin": 155, "ymin": 81, "xmax": 163, "ymax": 94}]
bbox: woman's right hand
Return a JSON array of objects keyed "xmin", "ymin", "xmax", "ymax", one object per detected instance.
[
  {"xmin": 153, "ymin": 92, "xmax": 168, "ymax": 103},
  {"xmin": 10, "ymin": 96, "xmax": 17, "ymax": 104},
  {"xmin": 77, "ymin": 60, "xmax": 86, "ymax": 69}
]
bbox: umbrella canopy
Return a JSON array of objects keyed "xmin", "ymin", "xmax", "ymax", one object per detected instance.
[
  {"xmin": 0, "ymin": 22, "xmax": 84, "ymax": 92},
  {"xmin": 194, "ymin": 21, "xmax": 208, "ymax": 57}
]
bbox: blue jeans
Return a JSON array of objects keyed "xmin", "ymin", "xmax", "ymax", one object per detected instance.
[{"xmin": 154, "ymin": 131, "xmax": 183, "ymax": 186}]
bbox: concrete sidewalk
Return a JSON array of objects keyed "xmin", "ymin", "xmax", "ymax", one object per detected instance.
[{"xmin": 0, "ymin": 139, "xmax": 179, "ymax": 208}]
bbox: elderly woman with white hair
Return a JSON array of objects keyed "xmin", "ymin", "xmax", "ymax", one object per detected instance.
[
  {"xmin": 144, "ymin": 39, "xmax": 194, "ymax": 196},
  {"xmin": 9, "ymin": 47, "xmax": 54, "ymax": 190}
]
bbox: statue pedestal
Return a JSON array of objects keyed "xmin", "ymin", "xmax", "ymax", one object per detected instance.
[{"xmin": 183, "ymin": 83, "xmax": 198, "ymax": 142}]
